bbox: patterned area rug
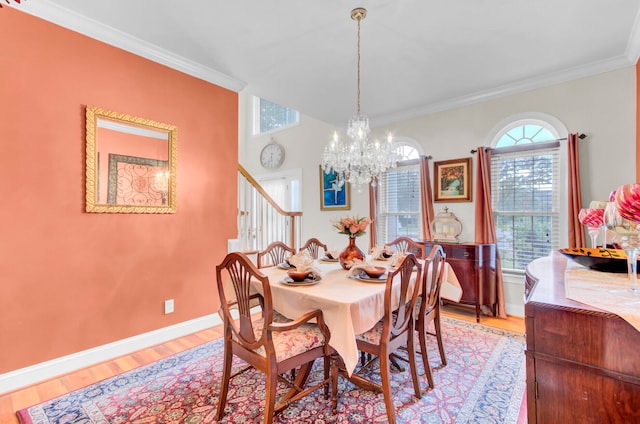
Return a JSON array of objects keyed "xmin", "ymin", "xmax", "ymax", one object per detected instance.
[{"xmin": 17, "ymin": 317, "xmax": 526, "ymax": 423}]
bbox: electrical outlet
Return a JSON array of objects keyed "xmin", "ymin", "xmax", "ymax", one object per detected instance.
[{"xmin": 164, "ymin": 299, "xmax": 174, "ymax": 314}]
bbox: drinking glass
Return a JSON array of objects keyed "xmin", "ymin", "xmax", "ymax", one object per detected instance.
[
  {"xmin": 619, "ymin": 228, "xmax": 640, "ymax": 295},
  {"xmin": 603, "ymin": 202, "xmax": 621, "ymax": 249},
  {"xmin": 578, "ymin": 208, "xmax": 604, "ymax": 248},
  {"xmin": 614, "ymin": 184, "xmax": 640, "ymax": 294}
]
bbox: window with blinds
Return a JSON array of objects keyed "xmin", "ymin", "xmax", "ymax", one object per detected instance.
[
  {"xmin": 490, "ymin": 141, "xmax": 561, "ymax": 271},
  {"xmin": 378, "ymin": 160, "xmax": 421, "ymax": 243}
]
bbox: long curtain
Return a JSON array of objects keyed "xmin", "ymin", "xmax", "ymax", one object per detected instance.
[
  {"xmin": 474, "ymin": 147, "xmax": 507, "ymax": 319},
  {"xmin": 419, "ymin": 155, "xmax": 435, "ymax": 240},
  {"xmin": 369, "ymin": 183, "xmax": 378, "ymax": 250},
  {"xmin": 567, "ymin": 133, "xmax": 585, "ymax": 248}
]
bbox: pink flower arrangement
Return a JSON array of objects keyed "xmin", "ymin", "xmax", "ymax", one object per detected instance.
[{"xmin": 333, "ymin": 216, "xmax": 371, "ymax": 238}]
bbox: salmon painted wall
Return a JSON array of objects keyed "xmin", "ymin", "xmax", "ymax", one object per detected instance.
[{"xmin": 0, "ymin": 8, "xmax": 235, "ymax": 373}]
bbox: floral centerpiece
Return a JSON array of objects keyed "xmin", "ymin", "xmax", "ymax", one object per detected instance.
[
  {"xmin": 333, "ymin": 216, "xmax": 371, "ymax": 269},
  {"xmin": 333, "ymin": 216, "xmax": 371, "ymax": 238}
]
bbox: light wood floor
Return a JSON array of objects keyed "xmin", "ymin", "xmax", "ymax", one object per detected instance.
[{"xmin": 0, "ymin": 306, "xmax": 524, "ymax": 424}]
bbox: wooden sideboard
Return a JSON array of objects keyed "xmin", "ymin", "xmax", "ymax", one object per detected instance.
[
  {"xmin": 524, "ymin": 254, "xmax": 640, "ymax": 423},
  {"xmin": 420, "ymin": 241, "xmax": 496, "ymax": 322}
]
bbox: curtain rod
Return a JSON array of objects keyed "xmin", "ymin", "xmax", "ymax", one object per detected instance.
[{"xmin": 470, "ymin": 133, "xmax": 586, "ymax": 154}]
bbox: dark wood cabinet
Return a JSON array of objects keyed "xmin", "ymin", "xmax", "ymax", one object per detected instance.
[
  {"xmin": 420, "ymin": 241, "xmax": 496, "ymax": 322},
  {"xmin": 525, "ymin": 254, "xmax": 640, "ymax": 423}
]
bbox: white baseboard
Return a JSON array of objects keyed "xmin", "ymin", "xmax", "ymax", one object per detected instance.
[
  {"xmin": 505, "ymin": 302, "xmax": 525, "ymax": 318},
  {"xmin": 0, "ymin": 313, "xmax": 223, "ymax": 395},
  {"xmin": 503, "ymin": 272, "xmax": 525, "ymax": 318}
]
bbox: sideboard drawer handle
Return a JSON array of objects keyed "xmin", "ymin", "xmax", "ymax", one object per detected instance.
[{"xmin": 463, "ymin": 251, "xmax": 470, "ymax": 257}]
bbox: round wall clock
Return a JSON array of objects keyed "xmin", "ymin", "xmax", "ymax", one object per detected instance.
[{"xmin": 260, "ymin": 142, "xmax": 285, "ymax": 169}]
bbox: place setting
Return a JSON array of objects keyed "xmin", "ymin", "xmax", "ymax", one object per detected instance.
[
  {"xmin": 347, "ymin": 259, "xmax": 389, "ymax": 283},
  {"xmin": 319, "ymin": 249, "xmax": 340, "ymax": 262},
  {"xmin": 277, "ymin": 260, "xmax": 294, "ymax": 269},
  {"xmin": 368, "ymin": 245, "xmax": 394, "ymax": 261},
  {"xmin": 279, "ymin": 250, "xmax": 323, "ymax": 286},
  {"xmin": 282, "ymin": 269, "xmax": 321, "ymax": 286}
]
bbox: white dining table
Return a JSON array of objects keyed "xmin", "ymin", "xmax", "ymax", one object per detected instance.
[{"xmin": 257, "ymin": 258, "xmax": 462, "ymax": 375}]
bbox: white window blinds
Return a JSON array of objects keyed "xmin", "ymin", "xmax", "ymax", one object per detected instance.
[
  {"xmin": 378, "ymin": 161, "xmax": 421, "ymax": 243},
  {"xmin": 490, "ymin": 142, "xmax": 560, "ymax": 271}
]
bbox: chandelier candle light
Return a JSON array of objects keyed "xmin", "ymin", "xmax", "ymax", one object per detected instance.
[{"xmin": 321, "ymin": 7, "xmax": 397, "ymax": 190}]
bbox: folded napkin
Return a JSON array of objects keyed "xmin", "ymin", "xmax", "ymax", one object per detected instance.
[
  {"xmin": 324, "ymin": 250, "xmax": 340, "ymax": 259},
  {"xmin": 369, "ymin": 245, "xmax": 394, "ymax": 260},
  {"xmin": 347, "ymin": 258, "xmax": 387, "ymax": 277},
  {"xmin": 388, "ymin": 252, "xmax": 406, "ymax": 269},
  {"xmin": 288, "ymin": 250, "xmax": 323, "ymax": 279}
]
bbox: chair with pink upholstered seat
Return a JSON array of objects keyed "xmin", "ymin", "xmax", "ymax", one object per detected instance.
[{"xmin": 215, "ymin": 251, "xmax": 334, "ymax": 423}]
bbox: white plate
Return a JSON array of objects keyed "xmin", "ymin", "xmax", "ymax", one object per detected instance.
[
  {"xmin": 277, "ymin": 262, "xmax": 293, "ymax": 269},
  {"xmin": 281, "ymin": 276, "xmax": 319, "ymax": 286},
  {"xmin": 351, "ymin": 273, "xmax": 387, "ymax": 283}
]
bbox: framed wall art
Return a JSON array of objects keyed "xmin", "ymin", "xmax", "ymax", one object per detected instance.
[
  {"xmin": 433, "ymin": 157, "xmax": 472, "ymax": 202},
  {"xmin": 319, "ymin": 166, "xmax": 350, "ymax": 210}
]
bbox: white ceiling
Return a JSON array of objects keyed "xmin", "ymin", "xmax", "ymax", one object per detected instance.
[{"xmin": 15, "ymin": 0, "xmax": 640, "ymax": 127}]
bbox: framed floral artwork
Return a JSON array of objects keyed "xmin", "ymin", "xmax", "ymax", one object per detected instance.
[
  {"xmin": 319, "ymin": 166, "xmax": 350, "ymax": 210},
  {"xmin": 434, "ymin": 157, "xmax": 472, "ymax": 202}
]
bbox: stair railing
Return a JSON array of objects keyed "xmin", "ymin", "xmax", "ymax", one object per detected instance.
[{"xmin": 237, "ymin": 165, "xmax": 302, "ymax": 252}]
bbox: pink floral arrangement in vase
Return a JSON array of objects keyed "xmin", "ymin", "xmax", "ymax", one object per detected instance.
[
  {"xmin": 333, "ymin": 216, "xmax": 371, "ymax": 270},
  {"xmin": 333, "ymin": 216, "xmax": 371, "ymax": 238}
]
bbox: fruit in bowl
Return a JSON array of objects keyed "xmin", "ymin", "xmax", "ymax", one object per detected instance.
[
  {"xmin": 287, "ymin": 269, "xmax": 311, "ymax": 282},
  {"xmin": 363, "ymin": 266, "xmax": 386, "ymax": 278}
]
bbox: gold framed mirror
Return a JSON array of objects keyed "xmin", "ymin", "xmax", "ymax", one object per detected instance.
[{"xmin": 85, "ymin": 106, "xmax": 177, "ymax": 213}]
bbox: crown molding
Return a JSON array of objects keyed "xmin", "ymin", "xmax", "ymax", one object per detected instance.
[
  {"xmin": 15, "ymin": 2, "xmax": 246, "ymax": 92},
  {"xmin": 375, "ymin": 55, "xmax": 634, "ymax": 128}
]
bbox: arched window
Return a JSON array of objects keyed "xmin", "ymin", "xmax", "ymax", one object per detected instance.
[
  {"xmin": 377, "ymin": 138, "xmax": 423, "ymax": 243},
  {"xmin": 488, "ymin": 114, "xmax": 568, "ymax": 272}
]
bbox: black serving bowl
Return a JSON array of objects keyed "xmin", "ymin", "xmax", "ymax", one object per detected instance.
[{"xmin": 557, "ymin": 247, "xmax": 639, "ymax": 273}]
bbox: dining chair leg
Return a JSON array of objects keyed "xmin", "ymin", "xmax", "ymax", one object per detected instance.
[
  {"xmin": 418, "ymin": 321, "xmax": 435, "ymax": 390},
  {"xmin": 323, "ymin": 356, "xmax": 330, "ymax": 399},
  {"xmin": 388, "ymin": 353, "xmax": 405, "ymax": 372},
  {"xmin": 215, "ymin": 341, "xmax": 233, "ymax": 420},
  {"xmin": 434, "ymin": 312, "xmax": 447, "ymax": 366},
  {"xmin": 407, "ymin": 332, "xmax": 422, "ymax": 399},
  {"xmin": 331, "ymin": 355, "xmax": 339, "ymax": 412},
  {"xmin": 378, "ymin": 352, "xmax": 397, "ymax": 424},
  {"xmin": 264, "ymin": 370, "xmax": 277, "ymax": 424}
]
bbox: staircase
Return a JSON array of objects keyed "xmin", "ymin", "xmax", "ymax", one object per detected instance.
[{"xmin": 237, "ymin": 165, "xmax": 302, "ymax": 253}]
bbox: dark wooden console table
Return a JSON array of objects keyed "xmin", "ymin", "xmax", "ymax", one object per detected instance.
[
  {"xmin": 524, "ymin": 254, "xmax": 640, "ymax": 423},
  {"xmin": 421, "ymin": 241, "xmax": 496, "ymax": 322}
]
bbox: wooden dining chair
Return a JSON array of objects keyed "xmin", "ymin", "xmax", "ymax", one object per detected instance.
[
  {"xmin": 415, "ymin": 244, "xmax": 447, "ymax": 390},
  {"xmin": 257, "ymin": 241, "xmax": 296, "ymax": 268},
  {"xmin": 215, "ymin": 252, "xmax": 334, "ymax": 423},
  {"xmin": 384, "ymin": 236, "xmax": 426, "ymax": 259},
  {"xmin": 299, "ymin": 237, "xmax": 328, "ymax": 259},
  {"xmin": 349, "ymin": 253, "xmax": 423, "ymax": 424}
]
